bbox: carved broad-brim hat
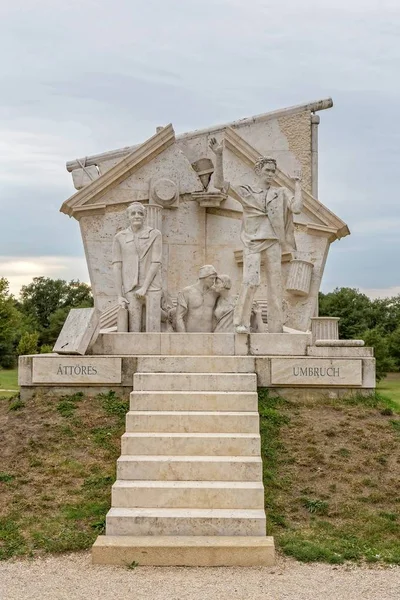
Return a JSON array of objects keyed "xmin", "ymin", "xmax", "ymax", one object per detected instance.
[{"xmin": 198, "ymin": 265, "xmax": 217, "ymax": 279}]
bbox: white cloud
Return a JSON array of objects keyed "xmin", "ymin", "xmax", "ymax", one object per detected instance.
[
  {"xmin": 0, "ymin": 257, "xmax": 89, "ymax": 297},
  {"xmin": 360, "ymin": 286, "xmax": 400, "ymax": 299}
]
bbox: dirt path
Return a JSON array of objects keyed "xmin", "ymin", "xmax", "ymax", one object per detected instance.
[{"xmin": 1, "ymin": 552, "xmax": 399, "ymax": 600}]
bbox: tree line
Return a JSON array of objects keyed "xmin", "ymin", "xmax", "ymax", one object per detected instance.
[
  {"xmin": 0, "ymin": 276, "xmax": 93, "ymax": 368},
  {"xmin": 0, "ymin": 278, "xmax": 398, "ymax": 380},
  {"xmin": 319, "ymin": 287, "xmax": 400, "ymax": 380}
]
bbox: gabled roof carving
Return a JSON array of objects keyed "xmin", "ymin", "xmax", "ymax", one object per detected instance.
[{"xmin": 61, "ymin": 124, "xmax": 175, "ymax": 217}]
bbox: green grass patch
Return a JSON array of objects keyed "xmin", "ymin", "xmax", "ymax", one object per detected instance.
[
  {"xmin": 0, "ymin": 390, "xmax": 127, "ymax": 559},
  {"xmin": 0, "ymin": 368, "xmax": 18, "ymax": 391},
  {"xmin": 377, "ymin": 373, "xmax": 400, "ymax": 408},
  {"xmin": 259, "ymin": 388, "xmax": 400, "ymax": 565}
]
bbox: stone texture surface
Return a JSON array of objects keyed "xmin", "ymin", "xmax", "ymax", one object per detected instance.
[
  {"xmin": 125, "ymin": 411, "xmax": 260, "ymax": 434},
  {"xmin": 116, "ymin": 455, "xmax": 262, "ymax": 482},
  {"xmin": 137, "ymin": 356, "xmax": 255, "ymax": 373},
  {"xmin": 311, "ymin": 317, "xmax": 339, "ymax": 343},
  {"xmin": 111, "ymin": 480, "xmax": 264, "ymax": 509},
  {"xmin": 307, "ymin": 346, "xmax": 373, "ymax": 358},
  {"xmin": 133, "ymin": 372, "xmax": 257, "ymax": 392},
  {"xmin": 106, "ymin": 507, "xmax": 266, "ymax": 537},
  {"xmin": 315, "ymin": 339, "xmax": 365, "ymax": 347},
  {"xmin": 32, "ymin": 356, "xmax": 122, "ymax": 384},
  {"xmin": 249, "ymin": 333, "xmax": 311, "ymax": 356},
  {"xmin": 130, "ymin": 391, "xmax": 258, "ymax": 412},
  {"xmin": 271, "ymin": 358, "xmax": 362, "ymax": 386},
  {"xmin": 160, "ymin": 333, "xmax": 235, "ymax": 356},
  {"xmin": 92, "ymin": 535, "xmax": 275, "ymax": 566},
  {"xmin": 53, "ymin": 308, "xmax": 99, "ymax": 355}
]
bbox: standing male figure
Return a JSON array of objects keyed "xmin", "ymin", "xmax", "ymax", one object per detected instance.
[
  {"xmin": 112, "ymin": 202, "xmax": 162, "ymax": 332},
  {"xmin": 176, "ymin": 265, "xmax": 219, "ymax": 332},
  {"xmin": 209, "ymin": 137, "xmax": 302, "ymax": 333}
]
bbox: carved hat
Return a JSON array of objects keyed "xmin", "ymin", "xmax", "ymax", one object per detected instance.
[{"xmin": 198, "ymin": 264, "xmax": 217, "ymax": 279}]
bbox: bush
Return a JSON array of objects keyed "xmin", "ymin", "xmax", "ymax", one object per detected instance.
[
  {"xmin": 16, "ymin": 332, "xmax": 39, "ymax": 356},
  {"xmin": 362, "ymin": 328, "xmax": 395, "ymax": 382},
  {"xmin": 0, "ymin": 354, "xmax": 16, "ymax": 369},
  {"xmin": 40, "ymin": 344, "xmax": 54, "ymax": 354}
]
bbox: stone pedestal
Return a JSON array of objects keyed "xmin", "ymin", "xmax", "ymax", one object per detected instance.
[
  {"xmin": 286, "ymin": 259, "xmax": 314, "ymax": 296},
  {"xmin": 311, "ymin": 317, "xmax": 339, "ymax": 344}
]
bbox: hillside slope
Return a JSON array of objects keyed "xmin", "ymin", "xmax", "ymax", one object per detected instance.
[{"xmin": 0, "ymin": 388, "xmax": 399, "ymax": 564}]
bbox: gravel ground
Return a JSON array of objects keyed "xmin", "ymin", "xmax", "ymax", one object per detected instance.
[{"xmin": 1, "ymin": 552, "xmax": 399, "ymax": 600}]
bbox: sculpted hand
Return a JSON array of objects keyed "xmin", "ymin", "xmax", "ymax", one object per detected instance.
[
  {"xmin": 209, "ymin": 137, "xmax": 223, "ymax": 156},
  {"xmin": 293, "ymin": 169, "xmax": 302, "ymax": 182},
  {"xmin": 118, "ymin": 295, "xmax": 129, "ymax": 308},
  {"xmin": 134, "ymin": 287, "xmax": 147, "ymax": 300}
]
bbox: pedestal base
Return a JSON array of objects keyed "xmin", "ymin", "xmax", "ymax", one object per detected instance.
[{"xmin": 92, "ymin": 535, "xmax": 275, "ymax": 567}]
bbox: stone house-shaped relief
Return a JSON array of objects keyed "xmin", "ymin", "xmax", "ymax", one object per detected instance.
[{"xmin": 61, "ymin": 98, "xmax": 349, "ymax": 332}]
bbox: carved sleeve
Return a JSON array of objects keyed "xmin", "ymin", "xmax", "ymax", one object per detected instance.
[
  {"xmin": 150, "ymin": 231, "xmax": 162, "ymax": 264},
  {"xmin": 112, "ymin": 235, "xmax": 122, "ymax": 264}
]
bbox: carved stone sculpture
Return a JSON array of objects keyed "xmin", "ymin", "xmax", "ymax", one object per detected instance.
[
  {"xmin": 213, "ymin": 274, "xmax": 266, "ymax": 333},
  {"xmin": 210, "ymin": 138, "xmax": 302, "ymax": 334},
  {"xmin": 112, "ymin": 202, "xmax": 162, "ymax": 332},
  {"xmin": 213, "ymin": 275, "xmax": 236, "ymax": 332},
  {"xmin": 176, "ymin": 265, "xmax": 218, "ymax": 333}
]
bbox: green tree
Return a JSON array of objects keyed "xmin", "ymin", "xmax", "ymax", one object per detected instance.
[
  {"xmin": 16, "ymin": 332, "xmax": 39, "ymax": 356},
  {"xmin": 388, "ymin": 326, "xmax": 400, "ymax": 371},
  {"xmin": 0, "ymin": 278, "xmax": 21, "ymax": 368},
  {"xmin": 319, "ymin": 288, "xmax": 373, "ymax": 339},
  {"xmin": 18, "ymin": 277, "xmax": 93, "ymax": 345},
  {"xmin": 362, "ymin": 328, "xmax": 395, "ymax": 382}
]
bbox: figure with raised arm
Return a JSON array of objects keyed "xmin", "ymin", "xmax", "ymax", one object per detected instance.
[{"xmin": 209, "ymin": 137, "xmax": 302, "ymax": 333}]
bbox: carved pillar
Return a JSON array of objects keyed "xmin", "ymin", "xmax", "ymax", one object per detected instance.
[
  {"xmin": 286, "ymin": 259, "xmax": 313, "ymax": 296},
  {"xmin": 146, "ymin": 204, "xmax": 163, "ymax": 231},
  {"xmin": 311, "ymin": 317, "xmax": 340, "ymax": 344},
  {"xmin": 311, "ymin": 114, "xmax": 320, "ymax": 199}
]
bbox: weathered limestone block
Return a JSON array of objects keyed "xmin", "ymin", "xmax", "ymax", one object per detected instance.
[
  {"xmin": 311, "ymin": 317, "xmax": 340, "ymax": 343},
  {"xmin": 270, "ymin": 358, "xmax": 362, "ymax": 386},
  {"xmin": 53, "ymin": 308, "xmax": 99, "ymax": 355}
]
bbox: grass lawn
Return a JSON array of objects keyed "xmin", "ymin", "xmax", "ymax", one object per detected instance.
[
  {"xmin": 0, "ymin": 390, "xmax": 128, "ymax": 559},
  {"xmin": 378, "ymin": 373, "xmax": 400, "ymax": 408},
  {"xmin": 260, "ymin": 389, "xmax": 400, "ymax": 565},
  {"xmin": 0, "ymin": 368, "xmax": 18, "ymax": 398}
]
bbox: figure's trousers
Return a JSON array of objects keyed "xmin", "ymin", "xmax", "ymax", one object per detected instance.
[
  {"xmin": 234, "ymin": 242, "xmax": 283, "ymax": 333},
  {"xmin": 125, "ymin": 290, "xmax": 162, "ymax": 332}
]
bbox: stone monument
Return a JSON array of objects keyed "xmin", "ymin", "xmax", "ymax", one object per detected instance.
[{"xmin": 18, "ymin": 97, "xmax": 376, "ymax": 567}]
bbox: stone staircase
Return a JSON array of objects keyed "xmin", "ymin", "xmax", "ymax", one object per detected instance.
[{"xmin": 92, "ymin": 356, "xmax": 275, "ymax": 566}]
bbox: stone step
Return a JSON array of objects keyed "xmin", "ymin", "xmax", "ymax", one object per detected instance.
[
  {"xmin": 121, "ymin": 432, "xmax": 261, "ymax": 456},
  {"xmin": 111, "ymin": 480, "xmax": 265, "ymax": 509},
  {"xmin": 117, "ymin": 455, "xmax": 262, "ymax": 481},
  {"xmin": 92, "ymin": 535, "xmax": 275, "ymax": 567},
  {"xmin": 133, "ymin": 372, "xmax": 257, "ymax": 392},
  {"xmin": 125, "ymin": 411, "xmax": 260, "ymax": 434},
  {"xmin": 105, "ymin": 507, "xmax": 266, "ymax": 537},
  {"xmin": 130, "ymin": 391, "xmax": 258, "ymax": 412},
  {"xmin": 136, "ymin": 356, "xmax": 255, "ymax": 373}
]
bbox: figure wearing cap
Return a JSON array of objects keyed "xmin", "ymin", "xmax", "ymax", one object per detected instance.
[
  {"xmin": 176, "ymin": 265, "xmax": 219, "ymax": 333},
  {"xmin": 210, "ymin": 139, "xmax": 302, "ymax": 333},
  {"xmin": 112, "ymin": 202, "xmax": 162, "ymax": 332}
]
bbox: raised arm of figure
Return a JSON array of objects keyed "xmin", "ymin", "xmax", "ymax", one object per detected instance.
[
  {"xmin": 291, "ymin": 169, "xmax": 303, "ymax": 214},
  {"xmin": 209, "ymin": 137, "xmax": 227, "ymax": 191}
]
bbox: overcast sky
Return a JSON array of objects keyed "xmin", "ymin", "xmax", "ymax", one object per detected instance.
[{"xmin": 1, "ymin": 0, "xmax": 399, "ymax": 297}]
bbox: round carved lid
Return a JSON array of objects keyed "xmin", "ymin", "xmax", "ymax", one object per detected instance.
[{"xmin": 152, "ymin": 178, "xmax": 177, "ymax": 206}]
